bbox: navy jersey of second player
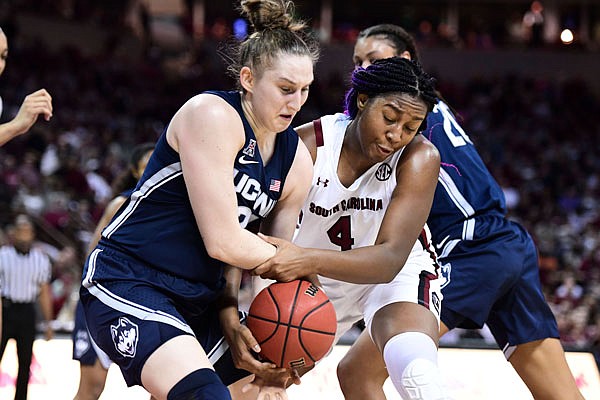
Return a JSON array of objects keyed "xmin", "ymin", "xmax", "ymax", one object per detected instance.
[
  {"xmin": 423, "ymin": 101, "xmax": 506, "ymax": 243},
  {"xmin": 99, "ymin": 90, "xmax": 299, "ymax": 285}
]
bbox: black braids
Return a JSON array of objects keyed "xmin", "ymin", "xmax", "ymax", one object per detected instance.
[
  {"xmin": 357, "ymin": 60, "xmax": 418, "ymax": 93},
  {"xmin": 344, "ymin": 57, "xmax": 438, "ymax": 119},
  {"xmin": 357, "ymin": 24, "xmax": 420, "ymax": 63},
  {"xmin": 417, "ymin": 72, "xmax": 438, "ymax": 107}
]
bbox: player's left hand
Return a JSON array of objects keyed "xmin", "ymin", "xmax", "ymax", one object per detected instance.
[
  {"xmin": 242, "ymin": 372, "xmax": 301, "ymax": 400},
  {"xmin": 243, "ymin": 382, "xmax": 288, "ymax": 400},
  {"xmin": 253, "ymin": 233, "xmax": 317, "ymax": 282}
]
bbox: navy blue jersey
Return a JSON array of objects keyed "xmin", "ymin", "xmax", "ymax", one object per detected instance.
[
  {"xmin": 98, "ymin": 90, "xmax": 299, "ymax": 287},
  {"xmin": 424, "ymin": 101, "xmax": 559, "ymax": 353},
  {"xmin": 423, "ymin": 101, "xmax": 506, "ymax": 243}
]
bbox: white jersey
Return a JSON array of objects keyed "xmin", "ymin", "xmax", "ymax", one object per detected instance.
[{"xmin": 294, "ymin": 113, "xmax": 442, "ymax": 342}]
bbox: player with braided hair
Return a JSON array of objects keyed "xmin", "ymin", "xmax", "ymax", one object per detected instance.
[
  {"xmin": 244, "ymin": 56, "xmax": 451, "ymax": 399},
  {"xmin": 334, "ymin": 23, "xmax": 585, "ymax": 400},
  {"xmin": 79, "ymin": 1, "xmax": 318, "ymax": 399}
]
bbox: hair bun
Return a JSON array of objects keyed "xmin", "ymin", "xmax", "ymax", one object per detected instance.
[{"xmin": 241, "ymin": 0, "xmax": 303, "ymax": 31}]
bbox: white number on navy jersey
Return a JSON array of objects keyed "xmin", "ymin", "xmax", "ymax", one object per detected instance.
[{"xmin": 434, "ymin": 102, "xmax": 473, "ymax": 147}]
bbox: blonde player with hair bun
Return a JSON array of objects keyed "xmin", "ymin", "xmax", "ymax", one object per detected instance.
[{"xmin": 79, "ymin": 1, "xmax": 319, "ymax": 399}]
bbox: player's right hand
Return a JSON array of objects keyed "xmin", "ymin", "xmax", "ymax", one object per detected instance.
[
  {"xmin": 253, "ymin": 233, "xmax": 317, "ymax": 282},
  {"xmin": 10, "ymin": 88, "xmax": 53, "ymax": 135}
]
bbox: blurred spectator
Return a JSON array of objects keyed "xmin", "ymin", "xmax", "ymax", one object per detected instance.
[{"xmin": 555, "ymin": 271, "xmax": 584, "ymax": 307}]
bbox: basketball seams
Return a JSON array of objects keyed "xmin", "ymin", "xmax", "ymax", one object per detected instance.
[
  {"xmin": 298, "ymin": 299, "xmax": 336, "ymax": 362},
  {"xmin": 248, "ymin": 286, "xmax": 283, "ymax": 347},
  {"xmin": 298, "ymin": 300, "xmax": 337, "ymax": 335},
  {"xmin": 278, "ymin": 280, "xmax": 303, "ymax": 368},
  {"xmin": 246, "ymin": 280, "xmax": 337, "ymax": 368},
  {"xmin": 247, "ymin": 311, "xmax": 336, "ymax": 335}
]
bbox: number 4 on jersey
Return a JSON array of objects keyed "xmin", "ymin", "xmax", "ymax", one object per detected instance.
[{"xmin": 327, "ymin": 215, "xmax": 355, "ymax": 250}]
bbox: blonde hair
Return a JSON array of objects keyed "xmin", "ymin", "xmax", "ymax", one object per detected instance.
[{"xmin": 227, "ymin": 0, "xmax": 319, "ymax": 83}]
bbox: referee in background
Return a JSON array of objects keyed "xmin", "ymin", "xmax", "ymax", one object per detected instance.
[{"xmin": 0, "ymin": 214, "xmax": 54, "ymax": 400}]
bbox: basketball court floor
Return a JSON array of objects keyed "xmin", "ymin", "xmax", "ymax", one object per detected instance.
[{"xmin": 0, "ymin": 338, "xmax": 598, "ymax": 399}]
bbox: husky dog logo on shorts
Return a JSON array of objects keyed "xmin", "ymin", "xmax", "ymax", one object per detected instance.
[
  {"xmin": 111, "ymin": 317, "xmax": 139, "ymax": 358},
  {"xmin": 74, "ymin": 330, "xmax": 91, "ymax": 358},
  {"xmin": 440, "ymin": 261, "xmax": 451, "ymax": 289}
]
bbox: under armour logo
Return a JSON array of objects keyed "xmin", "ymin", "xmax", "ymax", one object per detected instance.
[{"xmin": 317, "ymin": 177, "xmax": 329, "ymax": 187}]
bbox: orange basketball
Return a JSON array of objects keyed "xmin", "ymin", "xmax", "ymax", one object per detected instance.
[{"xmin": 246, "ymin": 280, "xmax": 337, "ymax": 369}]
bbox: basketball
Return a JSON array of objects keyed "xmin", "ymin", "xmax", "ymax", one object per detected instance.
[{"xmin": 246, "ymin": 280, "xmax": 337, "ymax": 369}]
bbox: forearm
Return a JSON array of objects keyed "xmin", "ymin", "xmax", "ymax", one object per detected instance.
[
  {"xmin": 313, "ymin": 243, "xmax": 412, "ymax": 284},
  {"xmin": 38, "ymin": 284, "xmax": 54, "ymax": 323},
  {"xmin": 207, "ymin": 227, "xmax": 276, "ymax": 270},
  {"xmin": 0, "ymin": 121, "xmax": 21, "ymax": 146},
  {"xmin": 218, "ymin": 266, "xmax": 243, "ymax": 326}
]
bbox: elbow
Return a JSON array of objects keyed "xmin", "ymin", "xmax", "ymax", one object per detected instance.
[
  {"xmin": 380, "ymin": 270, "xmax": 398, "ymax": 284},
  {"xmin": 379, "ymin": 257, "xmax": 407, "ymax": 283},
  {"xmin": 203, "ymin": 231, "xmax": 248, "ymax": 267},
  {"xmin": 204, "ymin": 240, "xmax": 230, "ymax": 264}
]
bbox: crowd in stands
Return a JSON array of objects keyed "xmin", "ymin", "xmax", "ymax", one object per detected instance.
[{"xmin": 0, "ymin": 5, "xmax": 599, "ymax": 369}]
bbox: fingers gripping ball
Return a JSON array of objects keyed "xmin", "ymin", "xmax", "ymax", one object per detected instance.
[{"xmin": 247, "ymin": 280, "xmax": 337, "ymax": 369}]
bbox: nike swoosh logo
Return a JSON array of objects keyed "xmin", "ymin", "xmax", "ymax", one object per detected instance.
[
  {"xmin": 238, "ymin": 155, "xmax": 259, "ymax": 165},
  {"xmin": 436, "ymin": 235, "xmax": 450, "ymax": 250}
]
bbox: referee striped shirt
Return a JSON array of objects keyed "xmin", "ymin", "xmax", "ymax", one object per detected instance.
[{"xmin": 0, "ymin": 245, "xmax": 51, "ymax": 303}]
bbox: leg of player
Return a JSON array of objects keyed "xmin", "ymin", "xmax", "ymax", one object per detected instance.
[
  {"xmin": 438, "ymin": 321, "xmax": 451, "ymax": 337},
  {"xmin": 338, "ymin": 319, "xmax": 455, "ymax": 400},
  {"xmin": 141, "ymin": 335, "xmax": 231, "ymax": 400},
  {"xmin": 73, "ymin": 359, "xmax": 108, "ymax": 400},
  {"xmin": 338, "ymin": 331, "xmax": 387, "ymax": 400},
  {"xmin": 369, "ymin": 302, "xmax": 448, "ymax": 400},
  {"xmin": 509, "ymin": 338, "xmax": 585, "ymax": 400}
]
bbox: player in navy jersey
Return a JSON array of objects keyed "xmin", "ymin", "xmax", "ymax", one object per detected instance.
[
  {"xmin": 334, "ymin": 24, "xmax": 584, "ymax": 400},
  {"xmin": 73, "ymin": 143, "xmax": 154, "ymax": 400},
  {"xmin": 235, "ymin": 57, "xmax": 451, "ymax": 399},
  {"xmin": 0, "ymin": 26, "xmax": 52, "ymax": 147},
  {"xmin": 79, "ymin": 1, "xmax": 318, "ymax": 399}
]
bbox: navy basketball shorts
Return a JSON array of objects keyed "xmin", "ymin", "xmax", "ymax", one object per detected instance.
[
  {"xmin": 437, "ymin": 217, "xmax": 559, "ymax": 358},
  {"xmin": 80, "ymin": 247, "xmax": 250, "ymax": 387},
  {"xmin": 72, "ymin": 299, "xmax": 112, "ymax": 368}
]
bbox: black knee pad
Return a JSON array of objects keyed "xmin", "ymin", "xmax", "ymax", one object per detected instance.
[{"xmin": 167, "ymin": 368, "xmax": 232, "ymax": 400}]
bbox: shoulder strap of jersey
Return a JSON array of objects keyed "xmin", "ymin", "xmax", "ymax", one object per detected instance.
[{"xmin": 312, "ymin": 118, "xmax": 324, "ymax": 147}]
